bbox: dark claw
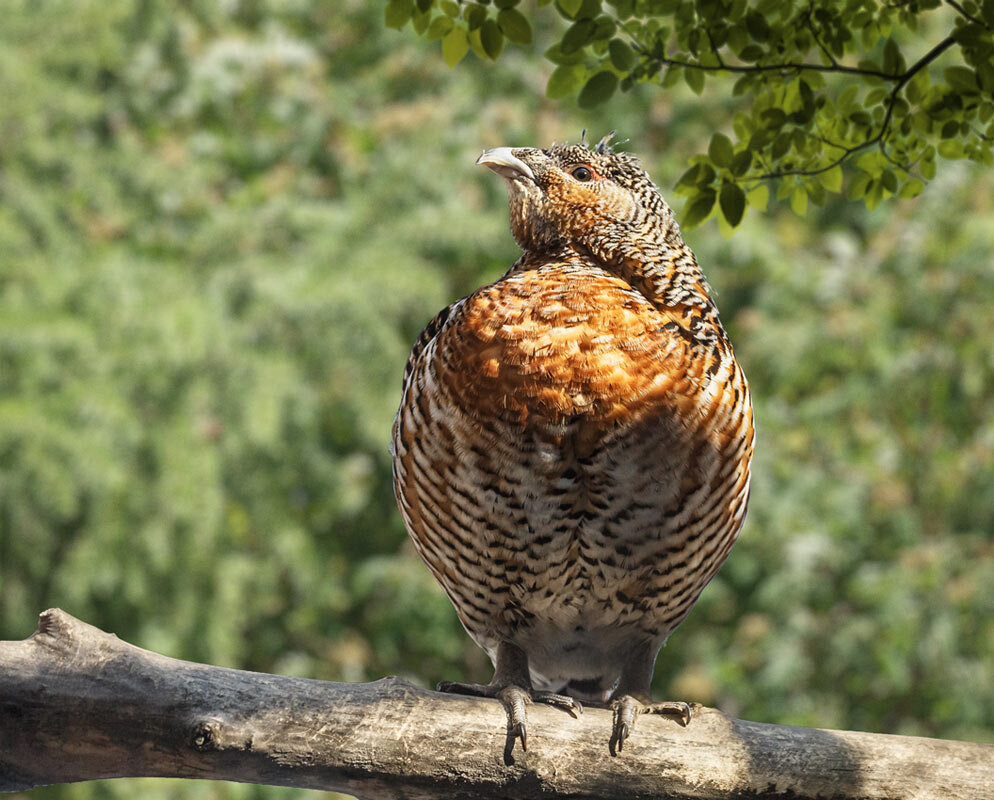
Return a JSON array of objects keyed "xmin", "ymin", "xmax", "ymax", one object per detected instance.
[
  {"xmin": 534, "ymin": 691, "xmax": 583, "ymax": 718},
  {"xmin": 645, "ymin": 700, "xmax": 693, "ymax": 726},
  {"xmin": 439, "ymin": 677, "xmax": 582, "ymax": 756}
]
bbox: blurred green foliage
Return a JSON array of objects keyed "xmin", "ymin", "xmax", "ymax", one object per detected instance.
[
  {"xmin": 0, "ymin": 2, "xmax": 992, "ymax": 799},
  {"xmin": 397, "ymin": 0, "xmax": 994, "ymax": 229}
]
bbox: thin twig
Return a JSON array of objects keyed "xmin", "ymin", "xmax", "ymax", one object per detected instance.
[
  {"xmin": 806, "ymin": 7, "xmax": 840, "ymax": 68},
  {"xmin": 945, "ymin": 0, "xmax": 991, "ymax": 30},
  {"xmin": 655, "ymin": 55, "xmax": 896, "ymax": 81},
  {"xmin": 748, "ymin": 36, "xmax": 957, "ymax": 180}
]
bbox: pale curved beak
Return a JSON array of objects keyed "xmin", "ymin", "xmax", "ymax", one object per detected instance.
[{"xmin": 476, "ymin": 147, "xmax": 536, "ymax": 182}]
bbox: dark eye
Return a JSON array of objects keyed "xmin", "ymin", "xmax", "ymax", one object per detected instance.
[{"xmin": 571, "ymin": 165, "xmax": 594, "ymax": 182}]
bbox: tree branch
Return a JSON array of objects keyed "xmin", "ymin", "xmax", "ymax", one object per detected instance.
[
  {"xmin": 655, "ymin": 53, "xmax": 896, "ymax": 80},
  {"xmin": 2, "ymin": 609, "xmax": 993, "ymax": 799},
  {"xmin": 945, "ymin": 0, "xmax": 991, "ymax": 30},
  {"xmin": 749, "ymin": 36, "xmax": 958, "ymax": 180}
]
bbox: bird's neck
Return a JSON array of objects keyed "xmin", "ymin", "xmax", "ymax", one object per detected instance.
[{"xmin": 515, "ymin": 228, "xmax": 718, "ymax": 319}]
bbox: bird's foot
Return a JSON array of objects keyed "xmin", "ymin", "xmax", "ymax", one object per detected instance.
[
  {"xmin": 437, "ymin": 680, "xmax": 582, "ymax": 754},
  {"xmin": 609, "ymin": 695, "xmax": 692, "ymax": 755}
]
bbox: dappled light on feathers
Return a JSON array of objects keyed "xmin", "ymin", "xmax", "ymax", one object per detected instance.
[{"xmin": 392, "ymin": 142, "xmax": 754, "ymax": 752}]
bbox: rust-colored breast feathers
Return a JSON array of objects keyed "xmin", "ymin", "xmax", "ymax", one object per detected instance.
[{"xmin": 436, "ymin": 262, "xmax": 709, "ymax": 431}]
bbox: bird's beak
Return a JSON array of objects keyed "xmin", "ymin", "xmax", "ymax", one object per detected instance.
[{"xmin": 476, "ymin": 147, "xmax": 536, "ymax": 182}]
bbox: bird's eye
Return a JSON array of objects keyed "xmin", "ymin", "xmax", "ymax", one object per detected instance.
[{"xmin": 571, "ymin": 165, "xmax": 595, "ymax": 182}]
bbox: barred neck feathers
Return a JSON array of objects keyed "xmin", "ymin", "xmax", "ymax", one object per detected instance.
[{"xmin": 478, "ymin": 141, "xmax": 719, "ymax": 324}]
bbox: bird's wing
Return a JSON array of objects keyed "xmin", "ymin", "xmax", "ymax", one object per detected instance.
[{"xmin": 401, "ymin": 300, "xmax": 465, "ymax": 386}]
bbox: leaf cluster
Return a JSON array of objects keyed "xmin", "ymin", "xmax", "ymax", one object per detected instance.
[
  {"xmin": 386, "ymin": 0, "xmax": 534, "ymax": 66},
  {"xmin": 398, "ymin": 0, "xmax": 994, "ymax": 229}
]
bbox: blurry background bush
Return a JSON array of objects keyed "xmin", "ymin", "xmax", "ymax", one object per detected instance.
[{"xmin": 1, "ymin": 2, "xmax": 992, "ymax": 798}]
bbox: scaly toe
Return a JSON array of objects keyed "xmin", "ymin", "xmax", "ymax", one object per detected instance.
[
  {"xmin": 610, "ymin": 695, "xmax": 641, "ymax": 754},
  {"xmin": 497, "ymin": 685, "xmax": 531, "ymax": 751},
  {"xmin": 533, "ymin": 690, "xmax": 583, "ymax": 717},
  {"xmin": 644, "ymin": 700, "xmax": 693, "ymax": 726},
  {"xmin": 436, "ymin": 680, "xmax": 491, "ymax": 697}
]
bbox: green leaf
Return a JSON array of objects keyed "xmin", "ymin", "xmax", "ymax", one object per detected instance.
[
  {"xmin": 494, "ymin": 0, "xmax": 520, "ymax": 7},
  {"xmin": 945, "ymin": 66, "xmax": 979, "ymax": 93},
  {"xmin": 719, "ymin": 181, "xmax": 746, "ymax": 227},
  {"xmin": 412, "ymin": 10, "xmax": 430, "ymax": 35},
  {"xmin": 746, "ymin": 183, "xmax": 769, "ymax": 210},
  {"xmin": 497, "ymin": 8, "xmax": 532, "ymax": 43},
  {"xmin": 545, "ymin": 42, "xmax": 585, "ymax": 65},
  {"xmin": 984, "ymin": 0, "xmax": 994, "ymax": 26},
  {"xmin": 838, "ymin": 85, "xmax": 859, "ymax": 112},
  {"xmin": 592, "ymin": 15, "xmax": 616, "ymax": 41},
  {"xmin": 745, "ymin": 11, "xmax": 770, "ymax": 41},
  {"xmin": 847, "ymin": 171, "xmax": 871, "ymax": 200},
  {"xmin": 818, "ymin": 165, "xmax": 843, "ymax": 193},
  {"xmin": 441, "ymin": 26, "xmax": 469, "ymax": 67},
  {"xmin": 938, "ymin": 140, "xmax": 965, "ymax": 159},
  {"xmin": 577, "ymin": 70, "xmax": 617, "ymax": 108},
  {"xmin": 726, "ymin": 26, "xmax": 748, "ymax": 56},
  {"xmin": 739, "ymin": 44, "xmax": 764, "ymax": 62},
  {"xmin": 897, "ymin": 178, "xmax": 920, "ymax": 198},
  {"xmin": 559, "ymin": 0, "xmax": 584, "ymax": 17},
  {"xmin": 681, "ymin": 190, "xmax": 716, "ymax": 228},
  {"xmin": 708, "ymin": 132, "xmax": 734, "ymax": 168},
  {"xmin": 790, "ymin": 185, "xmax": 808, "ymax": 216},
  {"xmin": 465, "ymin": 5, "xmax": 487, "ymax": 29},
  {"xmin": 562, "ymin": 19, "xmax": 595, "ymax": 52},
  {"xmin": 865, "ymin": 178, "xmax": 883, "ymax": 211},
  {"xmin": 425, "ymin": 15, "xmax": 454, "ymax": 40},
  {"xmin": 761, "ymin": 108, "xmax": 787, "ymax": 128},
  {"xmin": 731, "ymin": 149, "xmax": 753, "ymax": 176},
  {"xmin": 608, "ymin": 38, "xmax": 635, "ymax": 71},
  {"xmin": 883, "ymin": 38, "xmax": 900, "ymax": 75},
  {"xmin": 685, "ymin": 67, "xmax": 705, "ymax": 95},
  {"xmin": 662, "ymin": 64, "xmax": 682, "ymax": 88},
  {"xmin": 385, "ymin": 0, "xmax": 414, "ymax": 30},
  {"xmin": 480, "ymin": 19, "xmax": 504, "ymax": 59},
  {"xmin": 441, "ymin": 0, "xmax": 460, "ymax": 17},
  {"xmin": 546, "ymin": 65, "xmax": 585, "ymax": 99},
  {"xmin": 676, "ymin": 164, "xmax": 703, "ymax": 188}
]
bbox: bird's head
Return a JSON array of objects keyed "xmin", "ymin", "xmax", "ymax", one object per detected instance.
[{"xmin": 477, "ymin": 135, "xmax": 677, "ymax": 262}]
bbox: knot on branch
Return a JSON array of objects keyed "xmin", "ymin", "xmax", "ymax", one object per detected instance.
[{"xmin": 191, "ymin": 720, "xmax": 223, "ymax": 752}]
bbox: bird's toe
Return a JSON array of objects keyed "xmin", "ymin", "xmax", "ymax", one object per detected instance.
[
  {"xmin": 643, "ymin": 699, "xmax": 693, "ymax": 726},
  {"xmin": 533, "ymin": 690, "xmax": 583, "ymax": 718}
]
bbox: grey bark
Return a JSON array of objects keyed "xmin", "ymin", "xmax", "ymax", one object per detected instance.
[{"xmin": 0, "ymin": 609, "xmax": 991, "ymax": 799}]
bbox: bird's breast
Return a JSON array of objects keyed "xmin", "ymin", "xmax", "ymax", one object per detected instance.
[{"xmin": 438, "ymin": 264, "xmax": 705, "ymax": 431}]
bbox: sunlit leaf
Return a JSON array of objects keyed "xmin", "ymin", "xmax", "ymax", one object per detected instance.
[
  {"xmin": 441, "ymin": 26, "xmax": 469, "ymax": 67},
  {"xmin": 818, "ymin": 165, "xmax": 843, "ymax": 193},
  {"xmin": 546, "ymin": 64, "xmax": 585, "ymax": 99},
  {"xmin": 385, "ymin": 0, "xmax": 414, "ymax": 29}
]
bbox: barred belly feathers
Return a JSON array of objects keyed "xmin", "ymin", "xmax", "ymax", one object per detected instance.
[{"xmin": 391, "ymin": 136, "xmax": 754, "ymax": 754}]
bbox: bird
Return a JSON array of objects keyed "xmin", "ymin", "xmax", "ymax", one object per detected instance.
[{"xmin": 391, "ymin": 134, "xmax": 754, "ymax": 755}]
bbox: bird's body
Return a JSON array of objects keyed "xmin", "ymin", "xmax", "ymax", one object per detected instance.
[{"xmin": 392, "ymin": 139, "xmax": 753, "ymax": 751}]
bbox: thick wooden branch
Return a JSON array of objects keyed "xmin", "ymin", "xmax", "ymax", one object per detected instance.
[{"xmin": 1, "ymin": 610, "xmax": 991, "ymax": 799}]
